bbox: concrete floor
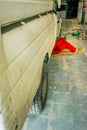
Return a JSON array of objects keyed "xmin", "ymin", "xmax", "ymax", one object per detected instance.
[{"xmin": 22, "ymin": 20, "xmax": 87, "ymax": 130}]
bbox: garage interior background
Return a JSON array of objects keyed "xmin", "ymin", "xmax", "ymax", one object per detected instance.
[{"xmin": 60, "ymin": 0, "xmax": 87, "ymax": 22}]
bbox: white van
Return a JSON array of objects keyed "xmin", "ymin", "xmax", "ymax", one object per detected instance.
[{"xmin": 0, "ymin": 0, "xmax": 61, "ymax": 130}]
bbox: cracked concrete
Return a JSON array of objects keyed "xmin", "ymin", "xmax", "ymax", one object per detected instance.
[{"xmin": 22, "ymin": 20, "xmax": 87, "ymax": 130}]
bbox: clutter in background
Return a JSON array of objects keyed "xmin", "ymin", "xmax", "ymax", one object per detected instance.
[
  {"xmin": 63, "ymin": 29, "xmax": 87, "ymax": 40},
  {"xmin": 52, "ymin": 37, "xmax": 76, "ymax": 55},
  {"xmin": 77, "ymin": 31, "xmax": 87, "ymax": 40},
  {"xmin": 77, "ymin": 48, "xmax": 84, "ymax": 53},
  {"xmin": 72, "ymin": 30, "xmax": 87, "ymax": 40},
  {"xmin": 52, "ymin": 48, "xmax": 74, "ymax": 56},
  {"xmin": 72, "ymin": 31, "xmax": 81, "ymax": 37},
  {"xmin": 52, "ymin": 48, "xmax": 84, "ymax": 56}
]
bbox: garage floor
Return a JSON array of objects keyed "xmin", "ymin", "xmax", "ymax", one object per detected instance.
[{"xmin": 22, "ymin": 20, "xmax": 87, "ymax": 130}]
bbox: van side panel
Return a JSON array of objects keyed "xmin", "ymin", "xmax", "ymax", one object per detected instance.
[
  {"xmin": 0, "ymin": 0, "xmax": 53, "ymax": 26},
  {"xmin": 0, "ymin": 13, "xmax": 57, "ymax": 130}
]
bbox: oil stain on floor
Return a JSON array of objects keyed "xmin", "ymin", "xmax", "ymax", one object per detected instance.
[{"xmin": 22, "ymin": 20, "xmax": 87, "ymax": 130}]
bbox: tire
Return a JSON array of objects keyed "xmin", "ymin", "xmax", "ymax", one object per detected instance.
[{"xmin": 30, "ymin": 70, "xmax": 48, "ymax": 115}]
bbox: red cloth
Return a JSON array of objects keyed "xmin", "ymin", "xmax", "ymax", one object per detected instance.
[{"xmin": 52, "ymin": 37, "xmax": 76, "ymax": 54}]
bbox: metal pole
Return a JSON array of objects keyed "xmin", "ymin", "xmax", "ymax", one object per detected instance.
[
  {"xmin": 81, "ymin": 0, "xmax": 87, "ymax": 24},
  {"xmin": 81, "ymin": 8, "xmax": 86, "ymax": 24}
]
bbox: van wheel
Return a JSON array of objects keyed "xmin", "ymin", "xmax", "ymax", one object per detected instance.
[{"xmin": 30, "ymin": 71, "xmax": 48, "ymax": 115}]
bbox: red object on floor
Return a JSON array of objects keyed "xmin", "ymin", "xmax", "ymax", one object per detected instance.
[{"xmin": 52, "ymin": 37, "xmax": 76, "ymax": 54}]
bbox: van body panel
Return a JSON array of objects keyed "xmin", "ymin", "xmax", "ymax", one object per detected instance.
[
  {"xmin": 0, "ymin": 13, "xmax": 58, "ymax": 130},
  {"xmin": 0, "ymin": 0, "xmax": 53, "ymax": 26}
]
